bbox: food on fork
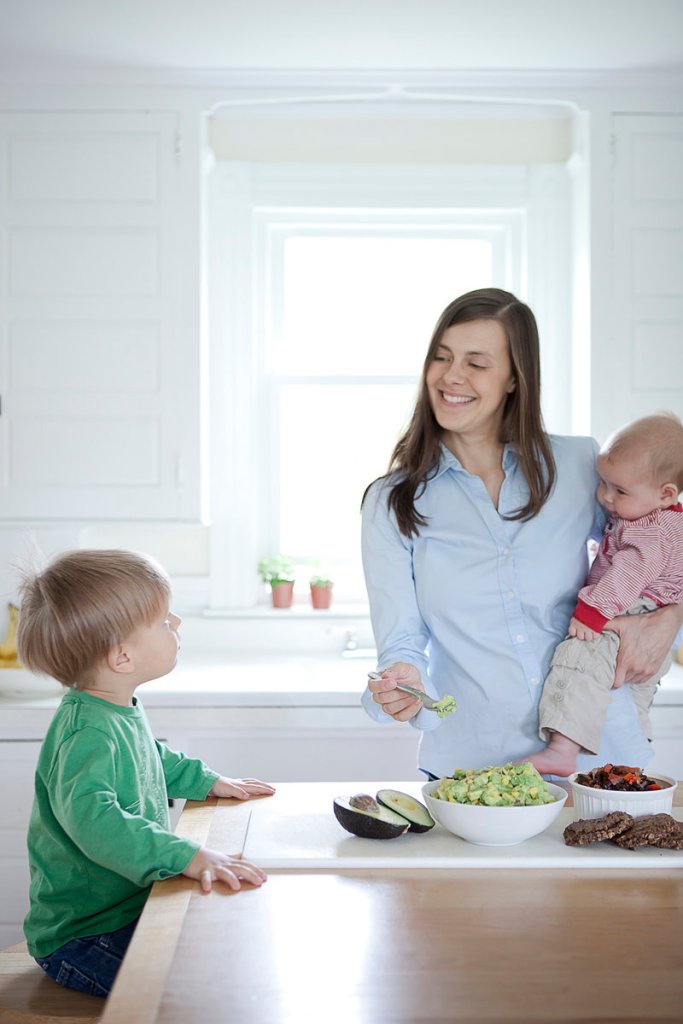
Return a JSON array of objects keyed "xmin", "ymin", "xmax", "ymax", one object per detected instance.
[{"xmin": 431, "ymin": 693, "xmax": 457, "ymax": 718}]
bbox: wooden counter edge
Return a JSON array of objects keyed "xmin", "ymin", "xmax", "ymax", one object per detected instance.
[{"xmin": 99, "ymin": 800, "xmax": 217, "ymax": 1024}]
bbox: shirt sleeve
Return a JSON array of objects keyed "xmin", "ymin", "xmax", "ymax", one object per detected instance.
[
  {"xmin": 49, "ymin": 731, "xmax": 200, "ymax": 887},
  {"xmin": 155, "ymin": 740, "xmax": 219, "ymax": 800},
  {"xmin": 360, "ymin": 479, "xmax": 440, "ymax": 733},
  {"xmin": 574, "ymin": 520, "xmax": 668, "ymax": 631}
]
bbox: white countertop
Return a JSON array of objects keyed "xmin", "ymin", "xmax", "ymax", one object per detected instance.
[
  {"xmin": 1, "ymin": 656, "xmax": 682, "ymax": 709},
  {"xmin": 0, "ymin": 653, "xmax": 378, "ymax": 708},
  {"xmin": 203, "ymin": 781, "xmax": 683, "ymax": 870}
]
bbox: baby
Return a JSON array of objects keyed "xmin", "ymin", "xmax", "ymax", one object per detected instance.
[
  {"xmin": 17, "ymin": 548, "xmax": 275, "ymax": 998},
  {"xmin": 529, "ymin": 413, "xmax": 683, "ymax": 777}
]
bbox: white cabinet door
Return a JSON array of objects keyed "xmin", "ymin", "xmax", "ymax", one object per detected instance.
[
  {"xmin": 608, "ymin": 115, "xmax": 683, "ymax": 433},
  {"xmin": 0, "ymin": 740, "xmax": 41, "ymax": 946},
  {"xmin": 0, "ymin": 110, "xmax": 200, "ymax": 520}
]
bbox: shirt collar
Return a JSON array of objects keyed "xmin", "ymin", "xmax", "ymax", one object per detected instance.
[{"xmin": 434, "ymin": 440, "xmax": 517, "ymax": 478}]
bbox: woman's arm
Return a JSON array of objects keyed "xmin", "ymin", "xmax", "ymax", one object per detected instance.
[
  {"xmin": 360, "ymin": 481, "xmax": 438, "ymax": 730},
  {"xmin": 607, "ymin": 602, "xmax": 683, "ymax": 687}
]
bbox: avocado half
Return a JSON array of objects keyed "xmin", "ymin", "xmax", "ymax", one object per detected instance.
[
  {"xmin": 333, "ymin": 793, "xmax": 410, "ymax": 840},
  {"xmin": 376, "ymin": 789, "xmax": 435, "ymax": 833}
]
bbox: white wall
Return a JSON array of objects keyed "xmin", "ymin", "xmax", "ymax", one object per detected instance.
[{"xmin": 0, "ymin": 73, "xmax": 681, "ymax": 628}]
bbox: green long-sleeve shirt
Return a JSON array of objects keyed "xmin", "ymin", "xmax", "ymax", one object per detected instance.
[{"xmin": 24, "ymin": 690, "xmax": 219, "ymax": 958}]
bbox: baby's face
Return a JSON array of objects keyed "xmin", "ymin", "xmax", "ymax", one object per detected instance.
[{"xmin": 596, "ymin": 454, "xmax": 668, "ymax": 521}]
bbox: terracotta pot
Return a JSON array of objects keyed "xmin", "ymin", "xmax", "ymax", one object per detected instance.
[
  {"xmin": 270, "ymin": 581, "xmax": 295, "ymax": 609},
  {"xmin": 310, "ymin": 584, "xmax": 333, "ymax": 610}
]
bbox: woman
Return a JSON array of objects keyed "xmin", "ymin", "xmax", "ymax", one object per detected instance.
[{"xmin": 361, "ymin": 288, "xmax": 681, "ymax": 778}]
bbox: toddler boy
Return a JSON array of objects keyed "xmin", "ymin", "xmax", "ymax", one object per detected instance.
[{"xmin": 17, "ymin": 549, "xmax": 274, "ymax": 997}]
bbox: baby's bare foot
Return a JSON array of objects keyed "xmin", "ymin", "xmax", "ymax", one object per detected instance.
[{"xmin": 525, "ymin": 747, "xmax": 578, "ymax": 778}]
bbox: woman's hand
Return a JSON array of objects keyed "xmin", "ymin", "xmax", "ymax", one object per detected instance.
[
  {"xmin": 183, "ymin": 847, "xmax": 267, "ymax": 893},
  {"xmin": 209, "ymin": 777, "xmax": 276, "ymax": 800},
  {"xmin": 367, "ymin": 662, "xmax": 425, "ymax": 722},
  {"xmin": 607, "ymin": 603, "xmax": 683, "ymax": 687}
]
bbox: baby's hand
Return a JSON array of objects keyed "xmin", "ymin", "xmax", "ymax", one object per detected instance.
[
  {"xmin": 183, "ymin": 846, "xmax": 267, "ymax": 893},
  {"xmin": 567, "ymin": 617, "xmax": 599, "ymax": 642},
  {"xmin": 209, "ymin": 777, "xmax": 276, "ymax": 800}
]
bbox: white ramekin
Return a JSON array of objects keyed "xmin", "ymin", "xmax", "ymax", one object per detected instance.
[{"xmin": 568, "ymin": 772, "xmax": 677, "ymax": 820}]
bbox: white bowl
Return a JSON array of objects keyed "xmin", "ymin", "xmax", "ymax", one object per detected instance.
[
  {"xmin": 422, "ymin": 780, "xmax": 568, "ymax": 847},
  {"xmin": 568, "ymin": 772, "xmax": 676, "ymax": 820}
]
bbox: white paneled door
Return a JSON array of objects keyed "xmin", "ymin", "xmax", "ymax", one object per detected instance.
[
  {"xmin": 609, "ymin": 114, "xmax": 683, "ymax": 432},
  {"xmin": 0, "ymin": 111, "xmax": 201, "ymax": 520}
]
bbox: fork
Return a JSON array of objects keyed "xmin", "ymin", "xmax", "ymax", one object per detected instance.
[{"xmin": 367, "ymin": 671, "xmax": 441, "ymax": 712}]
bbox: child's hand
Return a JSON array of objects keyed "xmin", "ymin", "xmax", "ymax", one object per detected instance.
[
  {"xmin": 183, "ymin": 846, "xmax": 267, "ymax": 893},
  {"xmin": 209, "ymin": 777, "xmax": 276, "ymax": 800},
  {"xmin": 567, "ymin": 617, "xmax": 599, "ymax": 642}
]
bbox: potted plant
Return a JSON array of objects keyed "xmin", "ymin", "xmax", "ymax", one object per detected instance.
[
  {"xmin": 258, "ymin": 555, "xmax": 295, "ymax": 609},
  {"xmin": 309, "ymin": 573, "xmax": 333, "ymax": 610}
]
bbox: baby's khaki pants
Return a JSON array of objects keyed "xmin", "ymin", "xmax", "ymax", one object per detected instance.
[{"xmin": 538, "ymin": 598, "xmax": 672, "ymax": 754}]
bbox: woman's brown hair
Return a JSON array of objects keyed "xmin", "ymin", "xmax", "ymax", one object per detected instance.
[{"xmin": 366, "ymin": 288, "xmax": 556, "ymax": 538}]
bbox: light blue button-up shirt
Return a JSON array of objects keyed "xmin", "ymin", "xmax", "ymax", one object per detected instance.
[{"xmin": 361, "ymin": 434, "xmax": 654, "ymax": 777}]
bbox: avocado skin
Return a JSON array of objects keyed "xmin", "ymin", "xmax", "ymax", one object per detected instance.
[
  {"xmin": 333, "ymin": 796, "xmax": 410, "ymax": 839},
  {"xmin": 376, "ymin": 789, "xmax": 435, "ymax": 833}
]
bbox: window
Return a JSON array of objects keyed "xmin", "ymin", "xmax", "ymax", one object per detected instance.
[{"xmin": 208, "ymin": 163, "xmax": 569, "ymax": 609}]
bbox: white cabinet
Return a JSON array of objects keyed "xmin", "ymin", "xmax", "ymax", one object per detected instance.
[
  {"xmin": 649, "ymin": 706, "xmax": 683, "ymax": 780},
  {"xmin": 0, "ymin": 740, "xmax": 41, "ymax": 947},
  {"xmin": 147, "ymin": 706, "xmax": 421, "ymax": 785},
  {"xmin": 600, "ymin": 114, "xmax": 683, "ymax": 440},
  {"xmin": 0, "ymin": 110, "xmax": 201, "ymax": 520}
]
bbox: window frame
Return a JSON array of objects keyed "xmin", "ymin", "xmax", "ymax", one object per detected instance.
[{"xmin": 207, "ymin": 161, "xmax": 572, "ymax": 611}]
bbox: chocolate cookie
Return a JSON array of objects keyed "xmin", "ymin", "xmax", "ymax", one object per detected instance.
[
  {"xmin": 563, "ymin": 811, "xmax": 633, "ymax": 846},
  {"xmin": 651, "ymin": 818, "xmax": 683, "ymax": 850},
  {"xmin": 613, "ymin": 813, "xmax": 678, "ymax": 850}
]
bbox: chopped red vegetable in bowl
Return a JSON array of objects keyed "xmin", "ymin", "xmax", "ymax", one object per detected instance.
[
  {"xmin": 574, "ymin": 763, "xmax": 665, "ymax": 792},
  {"xmin": 568, "ymin": 765, "xmax": 676, "ymax": 820}
]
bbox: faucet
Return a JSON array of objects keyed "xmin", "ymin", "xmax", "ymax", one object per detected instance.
[
  {"xmin": 341, "ymin": 628, "xmax": 376, "ymax": 660},
  {"xmin": 343, "ymin": 629, "xmax": 358, "ymax": 653}
]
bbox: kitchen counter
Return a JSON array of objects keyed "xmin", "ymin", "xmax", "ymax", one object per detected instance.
[
  {"xmin": 0, "ymin": 653, "xmax": 379, "ymax": 711},
  {"xmin": 100, "ymin": 782, "xmax": 683, "ymax": 1024},
  {"xmin": 1, "ymin": 656, "xmax": 682, "ymax": 710}
]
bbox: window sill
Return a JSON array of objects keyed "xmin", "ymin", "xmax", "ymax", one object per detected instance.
[{"xmin": 201, "ymin": 602, "xmax": 370, "ymax": 620}]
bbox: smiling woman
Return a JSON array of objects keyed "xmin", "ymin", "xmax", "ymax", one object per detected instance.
[{"xmin": 360, "ymin": 287, "xmax": 681, "ymax": 780}]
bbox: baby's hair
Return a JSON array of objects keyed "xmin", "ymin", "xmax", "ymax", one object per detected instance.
[
  {"xmin": 17, "ymin": 549, "xmax": 171, "ymax": 689},
  {"xmin": 601, "ymin": 412, "xmax": 683, "ymax": 492}
]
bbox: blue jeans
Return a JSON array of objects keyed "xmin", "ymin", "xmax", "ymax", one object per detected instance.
[{"xmin": 35, "ymin": 917, "xmax": 139, "ymax": 998}]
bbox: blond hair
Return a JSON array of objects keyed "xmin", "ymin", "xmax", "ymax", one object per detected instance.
[
  {"xmin": 17, "ymin": 549, "xmax": 171, "ymax": 689},
  {"xmin": 601, "ymin": 412, "xmax": 683, "ymax": 492}
]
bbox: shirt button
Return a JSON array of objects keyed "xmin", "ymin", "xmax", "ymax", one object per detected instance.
[
  {"xmin": 507, "ymin": 590, "xmax": 515, "ymax": 599},
  {"xmin": 502, "ymin": 548, "xmax": 510, "ymax": 557},
  {"xmin": 552, "ymin": 692, "xmax": 564, "ymax": 703},
  {"xmin": 556, "ymin": 679, "xmax": 567, "ymax": 689},
  {"xmin": 531, "ymin": 675, "xmax": 541, "ymax": 686},
  {"xmin": 515, "ymin": 634, "xmax": 525, "ymax": 644}
]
